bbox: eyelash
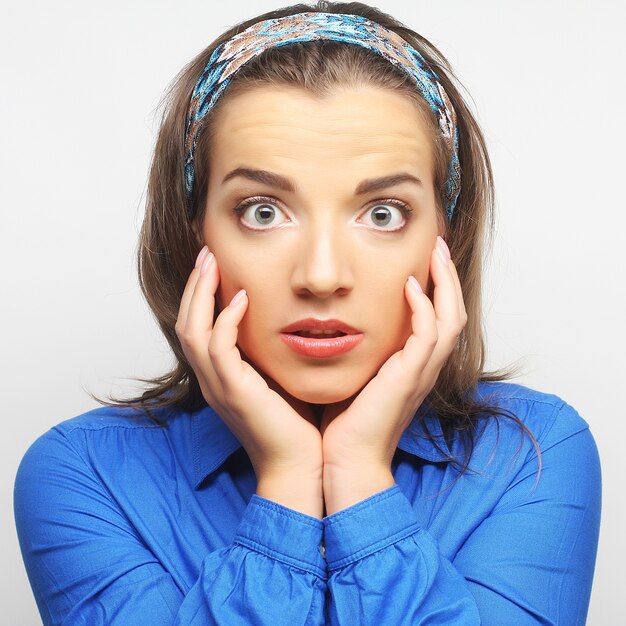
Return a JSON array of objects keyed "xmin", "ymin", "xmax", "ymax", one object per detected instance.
[
  {"xmin": 231, "ymin": 195, "xmax": 414, "ymax": 230},
  {"xmin": 232, "ymin": 196, "xmax": 281, "ymax": 217}
]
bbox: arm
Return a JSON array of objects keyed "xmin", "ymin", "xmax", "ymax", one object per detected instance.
[
  {"xmin": 454, "ymin": 409, "xmax": 601, "ymax": 624},
  {"xmin": 323, "ymin": 485, "xmax": 480, "ymax": 625},
  {"xmin": 14, "ymin": 427, "xmax": 327, "ymax": 626},
  {"xmin": 322, "ymin": 404, "xmax": 601, "ymax": 625},
  {"xmin": 320, "ymin": 241, "xmax": 601, "ymax": 623},
  {"xmin": 14, "ymin": 247, "xmax": 329, "ymax": 624},
  {"xmin": 319, "ymin": 242, "xmax": 480, "ymax": 624}
]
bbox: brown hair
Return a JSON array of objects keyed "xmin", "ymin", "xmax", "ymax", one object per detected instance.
[{"xmin": 89, "ymin": 1, "xmax": 540, "ymax": 479}]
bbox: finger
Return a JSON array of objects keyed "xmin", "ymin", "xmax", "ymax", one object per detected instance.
[
  {"xmin": 448, "ymin": 259, "xmax": 468, "ymax": 326},
  {"xmin": 174, "ymin": 248, "xmax": 222, "ymax": 407},
  {"xmin": 431, "ymin": 238, "xmax": 461, "ymax": 327},
  {"xmin": 175, "ymin": 246, "xmax": 208, "ymax": 334},
  {"xmin": 424, "ymin": 240, "xmax": 465, "ymax": 374},
  {"xmin": 397, "ymin": 275, "xmax": 439, "ymax": 373},
  {"xmin": 209, "ymin": 289, "xmax": 250, "ymax": 391},
  {"xmin": 184, "ymin": 251, "xmax": 220, "ymax": 338},
  {"xmin": 354, "ymin": 277, "xmax": 437, "ymax": 414}
]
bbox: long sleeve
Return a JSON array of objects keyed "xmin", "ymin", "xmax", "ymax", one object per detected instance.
[
  {"xmin": 14, "ymin": 427, "xmax": 327, "ymax": 626},
  {"xmin": 322, "ymin": 402, "xmax": 601, "ymax": 625},
  {"xmin": 323, "ymin": 487, "xmax": 480, "ymax": 624}
]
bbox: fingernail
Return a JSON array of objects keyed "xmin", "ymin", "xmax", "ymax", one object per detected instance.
[
  {"xmin": 228, "ymin": 289, "xmax": 247, "ymax": 307},
  {"xmin": 437, "ymin": 236, "xmax": 450, "ymax": 266},
  {"xmin": 200, "ymin": 252, "xmax": 214, "ymax": 275},
  {"xmin": 408, "ymin": 275, "xmax": 423, "ymax": 293},
  {"xmin": 195, "ymin": 245, "xmax": 209, "ymax": 269}
]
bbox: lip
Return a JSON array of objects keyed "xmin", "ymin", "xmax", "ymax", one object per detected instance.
[
  {"xmin": 280, "ymin": 318, "xmax": 364, "ymax": 358},
  {"xmin": 280, "ymin": 318, "xmax": 361, "ymax": 335}
]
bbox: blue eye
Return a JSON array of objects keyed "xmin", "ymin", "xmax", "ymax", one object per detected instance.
[
  {"xmin": 358, "ymin": 200, "xmax": 412, "ymax": 231},
  {"xmin": 233, "ymin": 196, "xmax": 290, "ymax": 230}
]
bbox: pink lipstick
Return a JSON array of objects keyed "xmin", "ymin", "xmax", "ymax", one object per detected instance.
[{"xmin": 280, "ymin": 318, "xmax": 364, "ymax": 358}]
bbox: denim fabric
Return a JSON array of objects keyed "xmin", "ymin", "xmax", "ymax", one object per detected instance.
[{"xmin": 14, "ymin": 382, "xmax": 601, "ymax": 625}]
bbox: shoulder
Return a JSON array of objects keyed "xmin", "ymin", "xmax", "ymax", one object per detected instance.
[
  {"xmin": 468, "ymin": 382, "xmax": 601, "ymax": 530},
  {"xmin": 474, "ymin": 380, "xmax": 592, "ymax": 445},
  {"xmin": 52, "ymin": 403, "xmax": 176, "ymax": 434},
  {"xmin": 463, "ymin": 381, "xmax": 600, "ymax": 483},
  {"xmin": 13, "ymin": 402, "xmax": 194, "ymax": 536},
  {"xmin": 15, "ymin": 403, "xmax": 188, "ymax": 487}
]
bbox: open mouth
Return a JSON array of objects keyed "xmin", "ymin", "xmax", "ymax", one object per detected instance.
[
  {"xmin": 291, "ymin": 329, "xmax": 347, "ymax": 338},
  {"xmin": 280, "ymin": 319, "xmax": 363, "ymax": 358}
]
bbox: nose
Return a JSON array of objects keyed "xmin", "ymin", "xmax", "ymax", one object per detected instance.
[{"xmin": 291, "ymin": 224, "xmax": 354, "ymax": 298}]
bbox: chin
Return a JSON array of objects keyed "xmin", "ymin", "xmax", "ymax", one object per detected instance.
[
  {"xmin": 291, "ymin": 388, "xmax": 354, "ymax": 405},
  {"xmin": 276, "ymin": 374, "xmax": 368, "ymax": 406}
]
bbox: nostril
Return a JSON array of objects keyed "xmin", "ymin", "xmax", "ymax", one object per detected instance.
[{"xmin": 290, "ymin": 236, "xmax": 355, "ymax": 297}]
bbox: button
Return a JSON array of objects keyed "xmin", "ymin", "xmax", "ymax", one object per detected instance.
[{"xmin": 319, "ymin": 541, "xmax": 326, "ymax": 559}]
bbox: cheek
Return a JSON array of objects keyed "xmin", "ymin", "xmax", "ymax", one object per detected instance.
[
  {"xmin": 211, "ymin": 248, "xmax": 287, "ymax": 342},
  {"xmin": 373, "ymin": 243, "xmax": 432, "ymax": 295},
  {"xmin": 235, "ymin": 282, "xmax": 288, "ymax": 372},
  {"xmin": 203, "ymin": 231, "xmax": 259, "ymax": 309},
  {"xmin": 371, "ymin": 243, "xmax": 432, "ymax": 341},
  {"xmin": 404, "ymin": 234, "xmax": 436, "ymax": 297},
  {"xmin": 211, "ymin": 257, "xmax": 240, "ymax": 312}
]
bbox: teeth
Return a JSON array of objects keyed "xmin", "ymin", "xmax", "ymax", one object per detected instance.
[{"xmin": 295, "ymin": 329, "xmax": 346, "ymax": 337}]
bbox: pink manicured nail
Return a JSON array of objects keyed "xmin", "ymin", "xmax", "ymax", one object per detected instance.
[
  {"xmin": 408, "ymin": 275, "xmax": 423, "ymax": 293},
  {"xmin": 195, "ymin": 245, "xmax": 209, "ymax": 269},
  {"xmin": 228, "ymin": 289, "xmax": 247, "ymax": 307},
  {"xmin": 437, "ymin": 236, "xmax": 450, "ymax": 266},
  {"xmin": 200, "ymin": 252, "xmax": 214, "ymax": 275}
]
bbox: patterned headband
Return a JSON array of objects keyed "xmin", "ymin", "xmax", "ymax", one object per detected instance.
[{"xmin": 184, "ymin": 12, "xmax": 461, "ymax": 221}]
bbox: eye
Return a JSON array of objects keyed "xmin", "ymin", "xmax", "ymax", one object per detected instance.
[
  {"xmin": 357, "ymin": 199, "xmax": 412, "ymax": 231},
  {"xmin": 233, "ymin": 196, "xmax": 290, "ymax": 230}
]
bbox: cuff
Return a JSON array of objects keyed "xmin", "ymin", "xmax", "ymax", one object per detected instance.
[
  {"xmin": 323, "ymin": 484, "xmax": 421, "ymax": 571},
  {"xmin": 234, "ymin": 494, "xmax": 326, "ymax": 578}
]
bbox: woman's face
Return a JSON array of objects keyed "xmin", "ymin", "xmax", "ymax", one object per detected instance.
[{"xmin": 199, "ymin": 84, "xmax": 441, "ymax": 405}]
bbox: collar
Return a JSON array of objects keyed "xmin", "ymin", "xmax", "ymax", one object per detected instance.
[{"xmin": 191, "ymin": 404, "xmax": 452, "ymax": 490}]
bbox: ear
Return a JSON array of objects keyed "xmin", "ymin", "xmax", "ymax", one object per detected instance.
[
  {"xmin": 437, "ymin": 212, "xmax": 447, "ymax": 239},
  {"xmin": 191, "ymin": 220, "xmax": 205, "ymax": 249}
]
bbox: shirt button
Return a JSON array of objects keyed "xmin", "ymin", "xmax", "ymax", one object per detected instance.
[{"xmin": 319, "ymin": 542, "xmax": 326, "ymax": 559}]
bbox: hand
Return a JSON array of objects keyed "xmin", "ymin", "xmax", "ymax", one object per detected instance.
[
  {"xmin": 175, "ymin": 247, "xmax": 324, "ymax": 513},
  {"xmin": 320, "ymin": 237, "xmax": 467, "ymax": 512}
]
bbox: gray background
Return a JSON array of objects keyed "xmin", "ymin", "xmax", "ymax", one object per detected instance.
[{"xmin": 2, "ymin": 1, "xmax": 624, "ymax": 623}]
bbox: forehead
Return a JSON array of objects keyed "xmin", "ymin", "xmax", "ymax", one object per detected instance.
[{"xmin": 208, "ymin": 84, "xmax": 435, "ymax": 179}]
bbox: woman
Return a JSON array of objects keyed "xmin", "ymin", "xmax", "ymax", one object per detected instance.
[{"xmin": 14, "ymin": 2, "xmax": 601, "ymax": 624}]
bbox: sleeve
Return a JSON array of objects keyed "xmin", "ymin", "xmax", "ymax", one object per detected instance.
[
  {"xmin": 322, "ymin": 403, "xmax": 602, "ymax": 625},
  {"xmin": 13, "ymin": 427, "xmax": 327, "ymax": 626},
  {"xmin": 323, "ymin": 486, "xmax": 481, "ymax": 625}
]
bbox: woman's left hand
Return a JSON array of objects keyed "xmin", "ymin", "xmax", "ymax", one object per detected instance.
[{"xmin": 320, "ymin": 237, "xmax": 467, "ymax": 513}]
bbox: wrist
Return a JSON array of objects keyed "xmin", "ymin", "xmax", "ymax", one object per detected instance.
[
  {"xmin": 256, "ymin": 472, "xmax": 324, "ymax": 519},
  {"xmin": 323, "ymin": 464, "xmax": 395, "ymax": 516}
]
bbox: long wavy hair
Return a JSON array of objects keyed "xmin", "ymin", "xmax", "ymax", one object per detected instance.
[{"xmin": 89, "ymin": 1, "xmax": 540, "ymax": 478}]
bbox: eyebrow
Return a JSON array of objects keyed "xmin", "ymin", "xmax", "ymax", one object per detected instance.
[{"xmin": 221, "ymin": 167, "xmax": 423, "ymax": 195}]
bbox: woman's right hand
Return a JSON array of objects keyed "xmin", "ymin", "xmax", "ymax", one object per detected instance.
[{"xmin": 175, "ymin": 247, "xmax": 324, "ymax": 517}]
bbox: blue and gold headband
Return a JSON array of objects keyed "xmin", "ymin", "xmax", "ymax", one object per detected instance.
[{"xmin": 184, "ymin": 12, "xmax": 461, "ymax": 221}]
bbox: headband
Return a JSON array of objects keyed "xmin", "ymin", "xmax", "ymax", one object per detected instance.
[{"xmin": 184, "ymin": 12, "xmax": 461, "ymax": 221}]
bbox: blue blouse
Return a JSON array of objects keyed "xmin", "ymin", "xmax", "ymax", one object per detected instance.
[{"xmin": 14, "ymin": 382, "xmax": 601, "ymax": 625}]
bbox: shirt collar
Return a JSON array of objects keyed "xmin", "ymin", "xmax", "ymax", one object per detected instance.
[
  {"xmin": 397, "ymin": 407, "xmax": 453, "ymax": 462},
  {"xmin": 191, "ymin": 404, "xmax": 452, "ymax": 489},
  {"xmin": 191, "ymin": 405, "xmax": 243, "ymax": 489}
]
